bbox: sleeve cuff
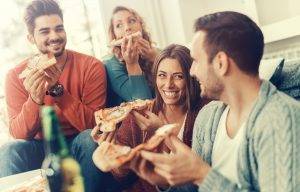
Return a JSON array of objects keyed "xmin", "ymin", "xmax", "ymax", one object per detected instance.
[
  {"xmin": 199, "ymin": 169, "xmax": 233, "ymax": 192},
  {"xmin": 155, "ymin": 185, "xmax": 171, "ymax": 192},
  {"xmin": 27, "ymin": 96, "xmax": 43, "ymax": 111}
]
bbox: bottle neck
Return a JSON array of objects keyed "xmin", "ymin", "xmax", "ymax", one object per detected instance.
[
  {"xmin": 44, "ymin": 133, "xmax": 69, "ymax": 158},
  {"xmin": 42, "ymin": 106, "xmax": 69, "ymax": 158}
]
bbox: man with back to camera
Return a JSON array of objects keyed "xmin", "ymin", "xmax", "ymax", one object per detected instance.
[
  {"xmin": 130, "ymin": 11, "xmax": 300, "ymax": 191},
  {"xmin": 0, "ymin": 0, "xmax": 108, "ymax": 191}
]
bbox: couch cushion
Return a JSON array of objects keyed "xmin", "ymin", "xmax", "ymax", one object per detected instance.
[
  {"xmin": 276, "ymin": 60, "xmax": 300, "ymax": 100},
  {"xmin": 259, "ymin": 58, "xmax": 284, "ymax": 85}
]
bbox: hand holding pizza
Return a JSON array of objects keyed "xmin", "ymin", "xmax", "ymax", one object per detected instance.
[
  {"xmin": 132, "ymin": 110, "xmax": 164, "ymax": 131},
  {"xmin": 136, "ymin": 38, "xmax": 157, "ymax": 63},
  {"xmin": 44, "ymin": 65, "xmax": 62, "ymax": 88},
  {"xmin": 23, "ymin": 69, "xmax": 48, "ymax": 105},
  {"xmin": 138, "ymin": 135, "xmax": 211, "ymax": 186},
  {"xmin": 91, "ymin": 125, "xmax": 116, "ymax": 145}
]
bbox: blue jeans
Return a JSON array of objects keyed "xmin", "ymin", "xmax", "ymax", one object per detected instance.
[
  {"xmin": 167, "ymin": 184, "xmax": 199, "ymax": 192},
  {"xmin": 0, "ymin": 129, "xmax": 120, "ymax": 192}
]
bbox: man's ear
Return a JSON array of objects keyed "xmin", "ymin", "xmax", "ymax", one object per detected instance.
[
  {"xmin": 27, "ymin": 34, "xmax": 35, "ymax": 44},
  {"xmin": 212, "ymin": 51, "xmax": 229, "ymax": 76}
]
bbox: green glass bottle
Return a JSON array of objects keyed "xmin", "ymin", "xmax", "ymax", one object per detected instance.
[{"xmin": 41, "ymin": 106, "xmax": 85, "ymax": 192}]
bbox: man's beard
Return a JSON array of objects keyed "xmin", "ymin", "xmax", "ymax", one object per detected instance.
[
  {"xmin": 201, "ymin": 81, "xmax": 224, "ymax": 101},
  {"xmin": 39, "ymin": 47, "xmax": 65, "ymax": 57},
  {"xmin": 53, "ymin": 49, "xmax": 65, "ymax": 57},
  {"xmin": 40, "ymin": 38, "xmax": 66, "ymax": 57}
]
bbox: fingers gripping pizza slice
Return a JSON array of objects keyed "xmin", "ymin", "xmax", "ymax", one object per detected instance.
[
  {"xmin": 19, "ymin": 52, "xmax": 56, "ymax": 79},
  {"xmin": 92, "ymin": 141, "xmax": 133, "ymax": 172},
  {"xmin": 92, "ymin": 124, "xmax": 178, "ymax": 172},
  {"xmin": 93, "ymin": 99, "xmax": 153, "ymax": 137},
  {"xmin": 109, "ymin": 31, "xmax": 142, "ymax": 47}
]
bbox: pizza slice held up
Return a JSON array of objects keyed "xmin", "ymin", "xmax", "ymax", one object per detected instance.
[
  {"xmin": 92, "ymin": 123, "xmax": 178, "ymax": 172},
  {"xmin": 19, "ymin": 52, "xmax": 56, "ymax": 79},
  {"xmin": 109, "ymin": 31, "xmax": 142, "ymax": 47},
  {"xmin": 91, "ymin": 99, "xmax": 153, "ymax": 143}
]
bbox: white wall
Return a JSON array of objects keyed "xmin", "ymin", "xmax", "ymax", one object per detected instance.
[
  {"xmin": 157, "ymin": 0, "xmax": 186, "ymax": 46},
  {"xmin": 157, "ymin": 0, "xmax": 259, "ymax": 46},
  {"xmin": 256, "ymin": 0, "xmax": 300, "ymax": 25},
  {"xmin": 193, "ymin": 0, "xmax": 258, "ymax": 22},
  {"xmin": 178, "ymin": 0, "xmax": 205, "ymax": 45}
]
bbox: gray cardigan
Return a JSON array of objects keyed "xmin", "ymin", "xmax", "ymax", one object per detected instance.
[{"xmin": 191, "ymin": 80, "xmax": 300, "ymax": 191}]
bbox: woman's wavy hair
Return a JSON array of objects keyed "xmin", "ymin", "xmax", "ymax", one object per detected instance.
[
  {"xmin": 152, "ymin": 44, "xmax": 201, "ymax": 114},
  {"xmin": 108, "ymin": 6, "xmax": 154, "ymax": 87}
]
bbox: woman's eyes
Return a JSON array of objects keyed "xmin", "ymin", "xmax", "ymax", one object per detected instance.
[
  {"xmin": 157, "ymin": 74, "xmax": 166, "ymax": 78},
  {"xmin": 174, "ymin": 74, "xmax": 184, "ymax": 79},
  {"xmin": 115, "ymin": 19, "xmax": 137, "ymax": 29},
  {"xmin": 116, "ymin": 23, "xmax": 123, "ymax": 28},
  {"xmin": 129, "ymin": 18, "xmax": 137, "ymax": 24},
  {"xmin": 157, "ymin": 74, "xmax": 184, "ymax": 80}
]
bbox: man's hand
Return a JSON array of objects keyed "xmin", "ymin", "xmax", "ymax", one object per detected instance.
[
  {"xmin": 141, "ymin": 135, "xmax": 211, "ymax": 186},
  {"xmin": 130, "ymin": 154, "xmax": 169, "ymax": 188},
  {"xmin": 23, "ymin": 69, "xmax": 47, "ymax": 105},
  {"xmin": 44, "ymin": 65, "xmax": 62, "ymax": 88},
  {"xmin": 132, "ymin": 110, "xmax": 164, "ymax": 131}
]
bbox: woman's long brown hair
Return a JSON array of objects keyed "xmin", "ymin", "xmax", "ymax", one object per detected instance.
[
  {"xmin": 108, "ymin": 6, "xmax": 154, "ymax": 87},
  {"xmin": 152, "ymin": 44, "xmax": 201, "ymax": 114}
]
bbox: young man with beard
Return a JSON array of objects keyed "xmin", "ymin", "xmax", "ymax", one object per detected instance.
[
  {"xmin": 0, "ymin": 0, "xmax": 107, "ymax": 191},
  {"xmin": 131, "ymin": 12, "xmax": 300, "ymax": 191}
]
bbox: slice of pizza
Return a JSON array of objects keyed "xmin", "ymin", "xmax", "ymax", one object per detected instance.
[
  {"xmin": 93, "ymin": 99, "xmax": 153, "ymax": 135},
  {"xmin": 92, "ymin": 124, "xmax": 178, "ymax": 172},
  {"xmin": 92, "ymin": 141, "xmax": 133, "ymax": 172},
  {"xmin": 19, "ymin": 52, "xmax": 56, "ymax": 79},
  {"xmin": 143, "ymin": 123, "xmax": 178, "ymax": 150},
  {"xmin": 94, "ymin": 105, "xmax": 132, "ymax": 133},
  {"xmin": 4, "ymin": 175, "xmax": 48, "ymax": 192},
  {"xmin": 109, "ymin": 31, "xmax": 142, "ymax": 47},
  {"xmin": 128, "ymin": 99, "xmax": 153, "ymax": 111}
]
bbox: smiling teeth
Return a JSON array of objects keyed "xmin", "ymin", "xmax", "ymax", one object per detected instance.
[{"xmin": 164, "ymin": 91, "xmax": 177, "ymax": 96}]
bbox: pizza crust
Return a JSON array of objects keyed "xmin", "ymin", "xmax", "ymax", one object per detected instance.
[
  {"xmin": 92, "ymin": 141, "xmax": 132, "ymax": 172},
  {"xmin": 4, "ymin": 175, "xmax": 48, "ymax": 192},
  {"xmin": 92, "ymin": 99, "xmax": 153, "ymax": 138},
  {"xmin": 109, "ymin": 31, "xmax": 142, "ymax": 47},
  {"xmin": 92, "ymin": 123, "xmax": 178, "ymax": 172},
  {"xmin": 19, "ymin": 53, "xmax": 56, "ymax": 79}
]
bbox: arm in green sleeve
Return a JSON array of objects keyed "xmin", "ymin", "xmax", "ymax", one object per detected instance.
[{"xmin": 105, "ymin": 57, "xmax": 153, "ymax": 101}]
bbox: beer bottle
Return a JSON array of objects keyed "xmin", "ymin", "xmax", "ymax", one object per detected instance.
[{"xmin": 41, "ymin": 106, "xmax": 85, "ymax": 192}]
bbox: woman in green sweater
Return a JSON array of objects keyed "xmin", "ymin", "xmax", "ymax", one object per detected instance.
[{"xmin": 104, "ymin": 6, "xmax": 158, "ymax": 107}]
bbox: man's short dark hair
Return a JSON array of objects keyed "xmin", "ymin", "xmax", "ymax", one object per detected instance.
[
  {"xmin": 24, "ymin": 0, "xmax": 63, "ymax": 34},
  {"xmin": 194, "ymin": 11, "xmax": 264, "ymax": 76}
]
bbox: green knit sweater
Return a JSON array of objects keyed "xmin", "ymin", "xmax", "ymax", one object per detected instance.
[
  {"xmin": 192, "ymin": 80, "xmax": 300, "ymax": 191},
  {"xmin": 103, "ymin": 55, "xmax": 154, "ymax": 107}
]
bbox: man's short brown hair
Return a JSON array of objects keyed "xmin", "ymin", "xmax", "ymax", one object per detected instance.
[
  {"xmin": 194, "ymin": 11, "xmax": 264, "ymax": 76},
  {"xmin": 24, "ymin": 0, "xmax": 63, "ymax": 34}
]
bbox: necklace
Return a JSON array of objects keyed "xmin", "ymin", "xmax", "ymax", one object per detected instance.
[{"xmin": 57, "ymin": 51, "xmax": 68, "ymax": 72}]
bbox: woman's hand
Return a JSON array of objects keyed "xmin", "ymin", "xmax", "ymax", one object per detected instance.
[
  {"xmin": 132, "ymin": 110, "xmax": 164, "ymax": 131},
  {"xmin": 91, "ymin": 125, "xmax": 115, "ymax": 144},
  {"xmin": 121, "ymin": 36, "xmax": 142, "ymax": 75},
  {"xmin": 136, "ymin": 38, "xmax": 158, "ymax": 62}
]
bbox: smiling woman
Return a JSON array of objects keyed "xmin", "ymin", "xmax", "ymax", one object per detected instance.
[{"xmin": 100, "ymin": 44, "xmax": 208, "ymax": 192}]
